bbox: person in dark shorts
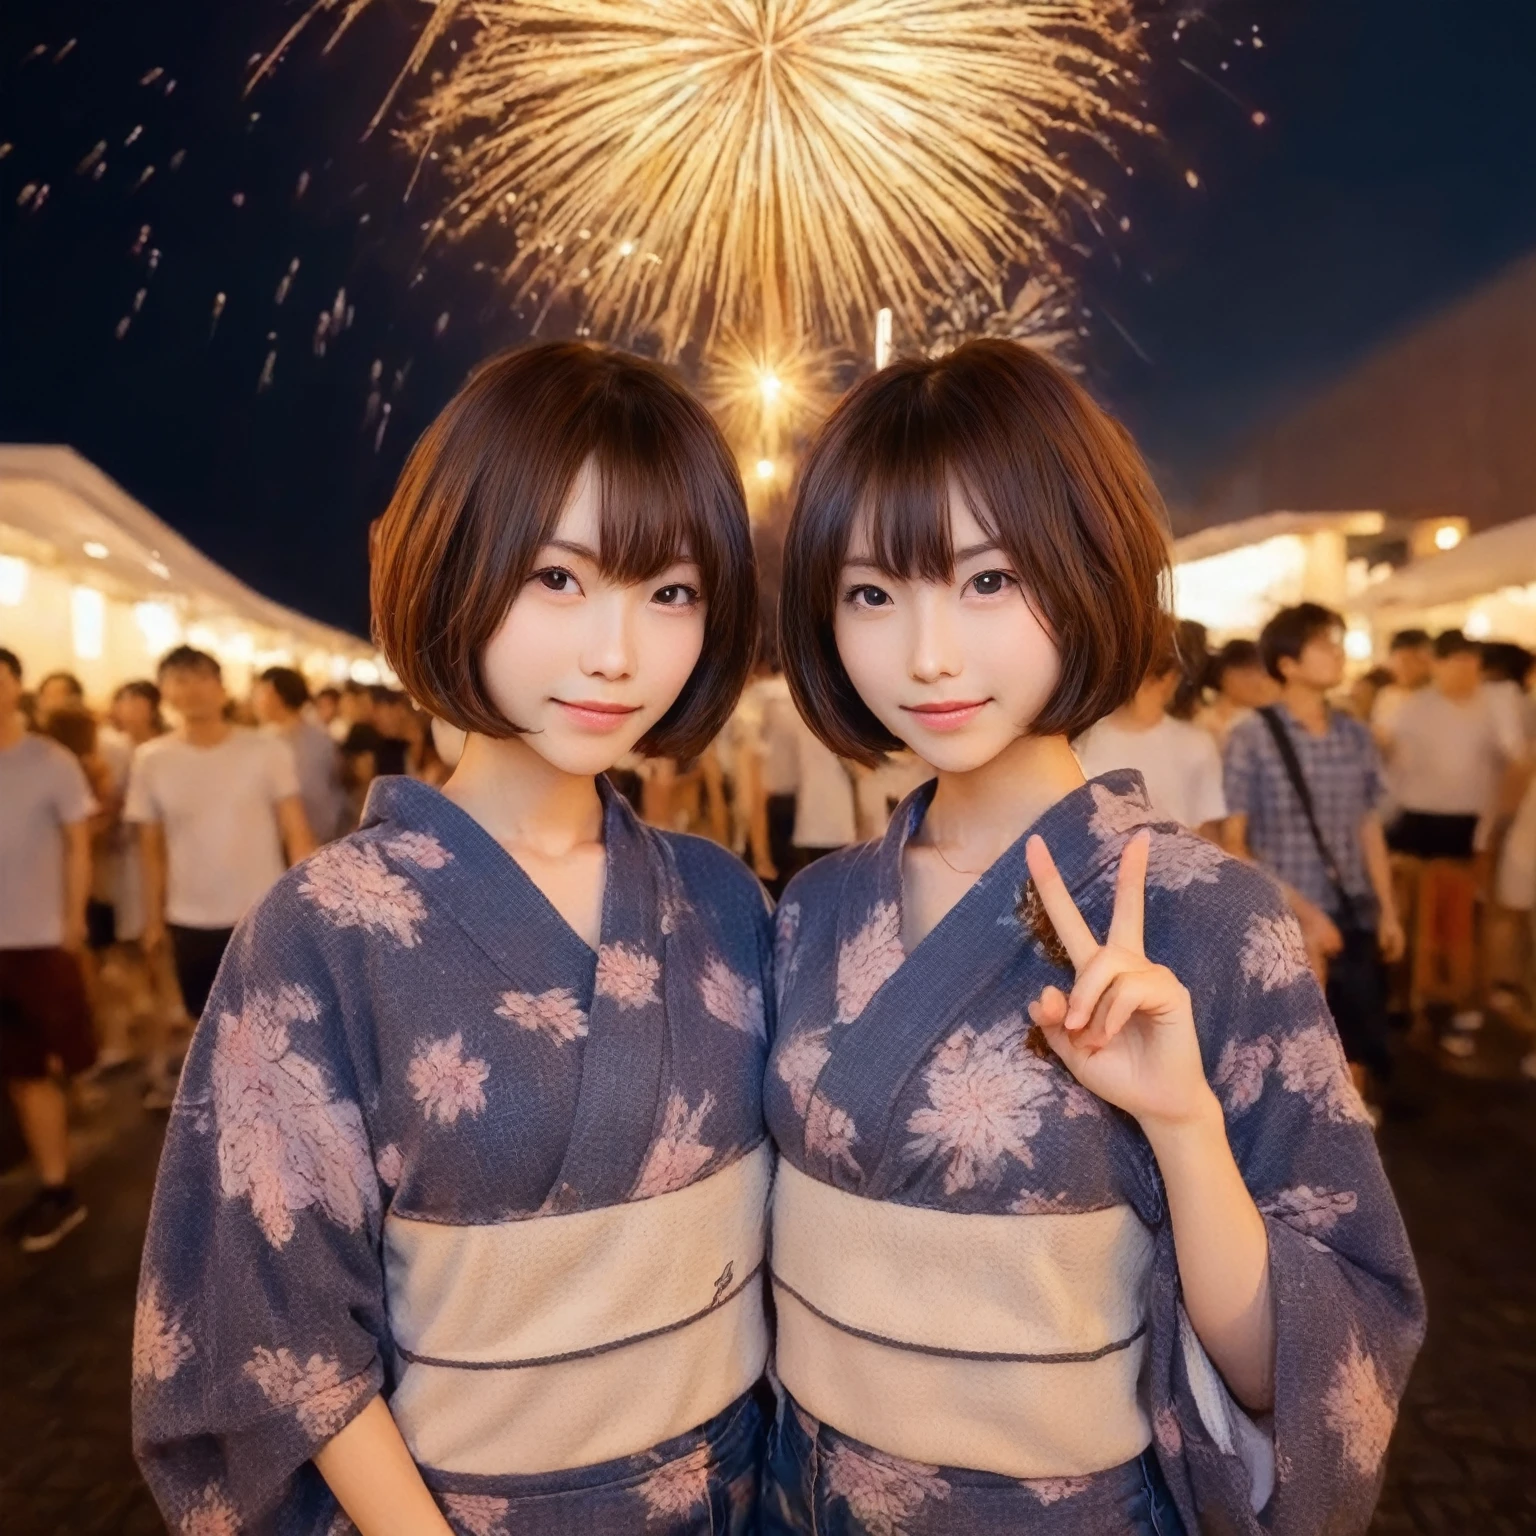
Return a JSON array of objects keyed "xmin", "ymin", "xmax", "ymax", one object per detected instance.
[
  {"xmin": 0, "ymin": 648, "xmax": 97, "ymax": 1251},
  {"xmin": 125, "ymin": 647, "xmax": 315, "ymax": 1106}
]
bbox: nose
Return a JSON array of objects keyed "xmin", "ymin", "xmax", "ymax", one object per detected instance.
[
  {"xmin": 907, "ymin": 588, "xmax": 962, "ymax": 684},
  {"xmin": 580, "ymin": 590, "xmax": 637, "ymax": 681}
]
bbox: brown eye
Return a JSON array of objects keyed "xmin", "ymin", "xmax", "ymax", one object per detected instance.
[
  {"xmin": 536, "ymin": 567, "xmax": 577, "ymax": 593},
  {"xmin": 970, "ymin": 570, "xmax": 1012, "ymax": 596}
]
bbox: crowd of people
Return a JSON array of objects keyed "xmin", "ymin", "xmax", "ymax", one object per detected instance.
[
  {"xmin": 0, "ymin": 644, "xmax": 449, "ymax": 1250},
  {"xmin": 3, "ymin": 602, "xmax": 1533, "ymax": 1251},
  {"xmin": 1075, "ymin": 607, "xmax": 1536, "ymax": 1119}
]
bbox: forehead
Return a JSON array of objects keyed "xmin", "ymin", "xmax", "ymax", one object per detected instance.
[
  {"xmin": 544, "ymin": 457, "xmax": 697, "ymax": 569},
  {"xmin": 844, "ymin": 479, "xmax": 993, "ymax": 569}
]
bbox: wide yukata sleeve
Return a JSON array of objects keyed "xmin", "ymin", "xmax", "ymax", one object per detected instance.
[
  {"xmin": 1157, "ymin": 862, "xmax": 1425, "ymax": 1535},
  {"xmin": 132, "ymin": 874, "xmax": 388, "ymax": 1534}
]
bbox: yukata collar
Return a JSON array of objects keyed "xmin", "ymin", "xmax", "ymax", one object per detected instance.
[
  {"xmin": 805, "ymin": 769, "xmax": 1159, "ymax": 1185},
  {"xmin": 361, "ymin": 773, "xmax": 694, "ymax": 1206}
]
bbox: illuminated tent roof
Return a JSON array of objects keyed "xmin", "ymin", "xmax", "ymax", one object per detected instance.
[
  {"xmin": 1357, "ymin": 515, "xmax": 1536, "ymax": 612},
  {"xmin": 0, "ymin": 443, "xmax": 374, "ymax": 660}
]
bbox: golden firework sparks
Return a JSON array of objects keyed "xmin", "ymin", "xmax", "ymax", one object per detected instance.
[
  {"xmin": 702, "ymin": 331, "xmax": 841, "ymax": 459},
  {"xmin": 261, "ymin": 0, "xmax": 1146, "ymax": 358}
]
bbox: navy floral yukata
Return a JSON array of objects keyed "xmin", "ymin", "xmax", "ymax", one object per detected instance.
[
  {"xmin": 133, "ymin": 776, "xmax": 773, "ymax": 1536},
  {"xmin": 762, "ymin": 771, "xmax": 1425, "ymax": 1536}
]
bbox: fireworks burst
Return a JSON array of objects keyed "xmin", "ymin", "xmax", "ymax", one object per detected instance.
[
  {"xmin": 922, "ymin": 268, "xmax": 1080, "ymax": 361},
  {"xmin": 266, "ymin": 0, "xmax": 1148, "ymax": 358}
]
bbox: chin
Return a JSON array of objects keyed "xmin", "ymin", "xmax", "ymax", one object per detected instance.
[
  {"xmin": 525, "ymin": 728, "xmax": 648, "ymax": 780},
  {"xmin": 898, "ymin": 727, "xmax": 1018, "ymax": 777}
]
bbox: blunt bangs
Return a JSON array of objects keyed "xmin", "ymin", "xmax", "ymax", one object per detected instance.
[
  {"xmin": 780, "ymin": 338, "xmax": 1172, "ymax": 765},
  {"xmin": 373, "ymin": 342, "xmax": 756, "ymax": 758}
]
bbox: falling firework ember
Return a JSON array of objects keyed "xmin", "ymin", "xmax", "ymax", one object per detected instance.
[{"xmin": 259, "ymin": 0, "xmax": 1148, "ymax": 357}]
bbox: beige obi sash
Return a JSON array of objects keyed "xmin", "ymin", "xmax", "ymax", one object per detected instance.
[
  {"xmin": 771, "ymin": 1161, "xmax": 1154, "ymax": 1479},
  {"xmin": 385, "ymin": 1143, "xmax": 770, "ymax": 1475}
]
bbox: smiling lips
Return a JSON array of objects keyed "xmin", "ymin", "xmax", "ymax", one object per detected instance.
[
  {"xmin": 554, "ymin": 699, "xmax": 643, "ymax": 732},
  {"xmin": 901, "ymin": 699, "xmax": 989, "ymax": 732}
]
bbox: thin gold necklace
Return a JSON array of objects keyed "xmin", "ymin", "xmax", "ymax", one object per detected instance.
[{"xmin": 921, "ymin": 837, "xmax": 993, "ymax": 878}]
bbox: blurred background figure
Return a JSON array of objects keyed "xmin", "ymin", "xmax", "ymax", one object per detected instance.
[
  {"xmin": 1075, "ymin": 618, "xmax": 1227, "ymax": 836},
  {"xmin": 0, "ymin": 647, "xmax": 97, "ymax": 1251},
  {"xmin": 1222, "ymin": 604, "xmax": 1403, "ymax": 1115},
  {"xmin": 1197, "ymin": 638, "xmax": 1279, "ymax": 752},
  {"xmin": 313, "ymin": 685, "xmax": 343, "ymax": 737},
  {"xmin": 125, "ymin": 647, "xmax": 315, "ymax": 1109},
  {"xmin": 32, "ymin": 670, "xmax": 86, "ymax": 727},
  {"xmin": 1380, "ymin": 630, "xmax": 1529, "ymax": 1058},
  {"xmin": 252, "ymin": 665, "xmax": 350, "ymax": 842},
  {"xmin": 1371, "ymin": 629, "xmax": 1434, "ymax": 738}
]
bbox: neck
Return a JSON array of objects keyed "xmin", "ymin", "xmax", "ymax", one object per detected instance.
[
  {"xmin": 1281, "ymin": 679, "xmax": 1328, "ymax": 728},
  {"xmin": 919, "ymin": 732, "xmax": 1085, "ymax": 868},
  {"xmin": 0, "ymin": 711, "xmax": 24, "ymax": 750},
  {"xmin": 181, "ymin": 715, "xmax": 231, "ymax": 748},
  {"xmin": 442, "ymin": 732, "xmax": 603, "ymax": 857}
]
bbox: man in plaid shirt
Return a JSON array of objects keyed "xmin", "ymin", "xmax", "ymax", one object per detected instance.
[{"xmin": 1222, "ymin": 603, "xmax": 1405, "ymax": 1097}]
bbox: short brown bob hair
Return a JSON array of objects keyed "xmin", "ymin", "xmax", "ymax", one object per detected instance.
[
  {"xmin": 373, "ymin": 342, "xmax": 756, "ymax": 759},
  {"xmin": 779, "ymin": 338, "xmax": 1171, "ymax": 765}
]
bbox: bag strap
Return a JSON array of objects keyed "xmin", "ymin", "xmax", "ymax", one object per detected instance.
[{"xmin": 1256, "ymin": 706, "xmax": 1358, "ymax": 921}]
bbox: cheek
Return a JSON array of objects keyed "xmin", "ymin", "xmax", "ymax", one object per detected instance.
[
  {"xmin": 640, "ymin": 611, "xmax": 707, "ymax": 694},
  {"xmin": 833, "ymin": 612, "xmax": 897, "ymax": 704}
]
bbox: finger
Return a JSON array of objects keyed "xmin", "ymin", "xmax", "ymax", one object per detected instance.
[
  {"xmin": 1064, "ymin": 946, "xmax": 1133, "ymax": 1032},
  {"xmin": 1032, "ymin": 986, "xmax": 1069, "ymax": 1029},
  {"xmin": 1098, "ymin": 970, "xmax": 1181, "ymax": 1046},
  {"xmin": 1036, "ymin": 1011, "xmax": 1090, "ymax": 1076},
  {"xmin": 1106, "ymin": 830, "xmax": 1149, "ymax": 955},
  {"xmin": 1025, "ymin": 836, "xmax": 1099, "ymax": 970}
]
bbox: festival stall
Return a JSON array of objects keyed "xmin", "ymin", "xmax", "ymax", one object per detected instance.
[
  {"xmin": 0, "ymin": 444, "xmax": 388, "ymax": 703},
  {"xmin": 1354, "ymin": 514, "xmax": 1536, "ymax": 648}
]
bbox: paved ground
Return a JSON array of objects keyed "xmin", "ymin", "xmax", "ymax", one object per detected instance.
[{"xmin": 2, "ymin": 1038, "xmax": 1532, "ymax": 1535}]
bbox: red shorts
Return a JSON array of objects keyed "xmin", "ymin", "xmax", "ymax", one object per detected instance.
[{"xmin": 0, "ymin": 948, "xmax": 97, "ymax": 1082}]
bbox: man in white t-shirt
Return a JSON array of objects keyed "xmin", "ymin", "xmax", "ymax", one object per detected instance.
[
  {"xmin": 1379, "ymin": 629, "xmax": 1528, "ymax": 1053},
  {"xmin": 0, "ymin": 647, "xmax": 97, "ymax": 1250},
  {"xmin": 127, "ymin": 647, "xmax": 315, "ymax": 1106},
  {"xmin": 1075, "ymin": 634, "xmax": 1227, "ymax": 834}
]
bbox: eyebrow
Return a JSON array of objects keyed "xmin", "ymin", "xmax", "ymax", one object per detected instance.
[
  {"xmin": 541, "ymin": 539, "xmax": 600, "ymax": 561},
  {"xmin": 841, "ymin": 540, "xmax": 1002, "ymax": 572}
]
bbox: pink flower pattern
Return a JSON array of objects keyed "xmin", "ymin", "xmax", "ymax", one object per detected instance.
[
  {"xmin": 1153, "ymin": 1405, "xmax": 1183, "ymax": 1456},
  {"xmin": 381, "ymin": 831, "xmax": 452, "ymax": 870},
  {"xmin": 1088, "ymin": 782, "xmax": 1153, "ymax": 841},
  {"xmin": 1239, "ymin": 911, "xmax": 1310, "ymax": 992},
  {"xmin": 180, "ymin": 1483, "xmax": 241, "ymax": 1536},
  {"xmin": 1277, "ymin": 1024, "xmax": 1372, "ymax": 1124},
  {"xmin": 823, "ymin": 1441, "xmax": 950, "ymax": 1536},
  {"xmin": 1146, "ymin": 830, "xmax": 1227, "ymax": 891},
  {"xmin": 441, "ymin": 1492, "xmax": 510, "ymax": 1536},
  {"xmin": 133, "ymin": 1278, "xmax": 195, "ymax": 1383},
  {"xmin": 407, "ymin": 1033, "xmax": 490, "ymax": 1125},
  {"xmin": 632, "ymin": 1090, "xmax": 716, "ymax": 1198},
  {"xmin": 1213, "ymin": 1035, "xmax": 1278, "ymax": 1115},
  {"xmin": 774, "ymin": 901, "xmax": 802, "ymax": 991},
  {"xmin": 1259, "ymin": 1184, "xmax": 1359, "ymax": 1237},
  {"xmin": 1024, "ymin": 1476, "xmax": 1094, "ymax": 1505},
  {"xmin": 374, "ymin": 1143, "xmax": 403, "ymax": 1188},
  {"xmin": 836, "ymin": 901, "xmax": 904, "ymax": 1023},
  {"xmin": 804, "ymin": 1092, "xmax": 860, "ymax": 1173},
  {"xmin": 699, "ymin": 956, "xmax": 766, "ymax": 1038},
  {"xmin": 595, "ymin": 943, "xmax": 662, "ymax": 1009},
  {"xmin": 634, "ymin": 1448, "xmax": 712, "ymax": 1520},
  {"xmin": 1322, "ymin": 1333, "xmax": 1396, "ymax": 1477},
  {"xmin": 659, "ymin": 893, "xmax": 694, "ymax": 936},
  {"xmin": 297, "ymin": 842, "xmax": 430, "ymax": 947},
  {"xmin": 210, "ymin": 984, "xmax": 376, "ymax": 1249},
  {"xmin": 1010, "ymin": 1188, "xmax": 1078, "ymax": 1215},
  {"xmin": 243, "ymin": 1346, "xmax": 367, "ymax": 1439},
  {"xmin": 776, "ymin": 1027, "xmax": 832, "ymax": 1116},
  {"xmin": 905, "ymin": 1015, "xmax": 1056, "ymax": 1192},
  {"xmin": 494, "ymin": 986, "xmax": 588, "ymax": 1044},
  {"xmin": 1059, "ymin": 1080, "xmax": 1102, "ymax": 1119}
]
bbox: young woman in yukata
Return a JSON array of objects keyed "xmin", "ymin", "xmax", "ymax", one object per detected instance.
[
  {"xmin": 132, "ymin": 344, "xmax": 775, "ymax": 1536},
  {"xmin": 761, "ymin": 339, "xmax": 1425, "ymax": 1536}
]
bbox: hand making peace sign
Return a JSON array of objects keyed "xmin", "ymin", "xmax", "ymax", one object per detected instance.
[{"xmin": 1025, "ymin": 829, "xmax": 1219, "ymax": 1133}]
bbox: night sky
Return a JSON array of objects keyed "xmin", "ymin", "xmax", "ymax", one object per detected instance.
[{"xmin": 4, "ymin": 0, "xmax": 1536, "ymax": 638}]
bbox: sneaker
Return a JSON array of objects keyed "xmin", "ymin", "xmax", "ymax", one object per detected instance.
[
  {"xmin": 1451, "ymin": 1010, "xmax": 1485, "ymax": 1034},
  {"xmin": 1440, "ymin": 1033, "xmax": 1476, "ymax": 1059},
  {"xmin": 142, "ymin": 1075, "xmax": 177, "ymax": 1112},
  {"xmin": 17, "ymin": 1187, "xmax": 87, "ymax": 1253}
]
